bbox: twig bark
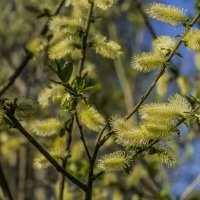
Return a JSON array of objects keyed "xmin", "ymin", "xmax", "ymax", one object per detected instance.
[
  {"xmin": 78, "ymin": 1, "xmax": 94, "ymax": 76},
  {"xmin": 75, "ymin": 112, "xmax": 91, "ymax": 160},
  {"xmin": 5, "ymin": 109, "xmax": 87, "ymax": 191},
  {"xmin": 58, "ymin": 117, "xmax": 74, "ymax": 200}
]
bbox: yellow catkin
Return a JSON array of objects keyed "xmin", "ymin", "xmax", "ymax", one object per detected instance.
[
  {"xmin": 145, "ymin": 3, "xmax": 186, "ymax": 26},
  {"xmin": 49, "ymin": 17, "xmax": 82, "ymax": 34},
  {"xmin": 146, "ymin": 148, "xmax": 177, "ymax": 167},
  {"xmin": 177, "ymin": 76, "xmax": 190, "ymax": 95},
  {"xmin": 114, "ymin": 126, "xmax": 149, "ymax": 147},
  {"xmin": 79, "ymin": 105, "xmax": 105, "ymax": 132},
  {"xmin": 157, "ymin": 73, "xmax": 169, "ymax": 97},
  {"xmin": 131, "ymin": 52, "xmax": 165, "ymax": 72},
  {"xmin": 153, "ymin": 36, "xmax": 176, "ymax": 57},
  {"xmin": 93, "ymin": 34, "xmax": 122, "ymax": 59},
  {"xmin": 94, "ymin": 0, "xmax": 116, "ymax": 10},
  {"xmin": 168, "ymin": 94, "xmax": 192, "ymax": 116},
  {"xmin": 183, "ymin": 29, "xmax": 200, "ymax": 51},
  {"xmin": 38, "ymin": 83, "xmax": 67, "ymax": 108},
  {"xmin": 48, "ymin": 39, "xmax": 75, "ymax": 60},
  {"xmin": 27, "ymin": 37, "xmax": 47, "ymax": 53},
  {"xmin": 31, "ymin": 118, "xmax": 62, "ymax": 136},
  {"xmin": 97, "ymin": 151, "xmax": 131, "ymax": 172}
]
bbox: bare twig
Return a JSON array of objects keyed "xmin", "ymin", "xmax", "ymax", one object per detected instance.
[
  {"xmin": 5, "ymin": 109, "xmax": 87, "ymax": 191},
  {"xmin": 0, "ymin": 0, "xmax": 66, "ymax": 97},
  {"xmin": 180, "ymin": 173, "xmax": 200, "ymax": 200},
  {"xmin": 58, "ymin": 116, "xmax": 74, "ymax": 200},
  {"xmin": 75, "ymin": 112, "xmax": 91, "ymax": 160},
  {"xmin": 78, "ymin": 1, "xmax": 94, "ymax": 76}
]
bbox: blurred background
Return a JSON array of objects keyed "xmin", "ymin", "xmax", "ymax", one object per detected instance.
[{"xmin": 0, "ymin": 0, "xmax": 200, "ymax": 199}]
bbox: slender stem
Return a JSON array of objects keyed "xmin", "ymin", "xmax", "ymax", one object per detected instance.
[
  {"xmin": 136, "ymin": 2, "xmax": 157, "ymax": 39},
  {"xmin": 0, "ymin": 0, "xmax": 66, "ymax": 97},
  {"xmin": 75, "ymin": 112, "xmax": 91, "ymax": 160},
  {"xmin": 58, "ymin": 117, "xmax": 74, "ymax": 200},
  {"xmin": 5, "ymin": 109, "xmax": 87, "ymax": 191},
  {"xmin": 0, "ymin": 161, "xmax": 13, "ymax": 200},
  {"xmin": 78, "ymin": 1, "xmax": 94, "ymax": 76}
]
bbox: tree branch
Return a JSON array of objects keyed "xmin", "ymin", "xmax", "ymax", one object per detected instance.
[
  {"xmin": 4, "ymin": 109, "xmax": 87, "ymax": 191},
  {"xmin": 75, "ymin": 112, "xmax": 91, "ymax": 160},
  {"xmin": 78, "ymin": 1, "xmax": 94, "ymax": 76}
]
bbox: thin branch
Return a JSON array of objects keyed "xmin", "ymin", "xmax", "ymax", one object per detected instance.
[
  {"xmin": 5, "ymin": 109, "xmax": 87, "ymax": 191},
  {"xmin": 0, "ymin": 0, "xmax": 66, "ymax": 97},
  {"xmin": 58, "ymin": 116, "xmax": 74, "ymax": 200},
  {"xmin": 75, "ymin": 112, "xmax": 91, "ymax": 160},
  {"xmin": 180, "ymin": 173, "xmax": 200, "ymax": 200},
  {"xmin": 136, "ymin": 2, "xmax": 157, "ymax": 39},
  {"xmin": 78, "ymin": 1, "xmax": 94, "ymax": 76},
  {"xmin": 0, "ymin": 161, "xmax": 13, "ymax": 200}
]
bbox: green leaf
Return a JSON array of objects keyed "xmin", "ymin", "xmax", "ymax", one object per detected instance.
[{"xmin": 54, "ymin": 59, "xmax": 73, "ymax": 83}]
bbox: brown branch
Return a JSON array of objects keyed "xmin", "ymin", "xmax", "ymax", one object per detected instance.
[
  {"xmin": 0, "ymin": 161, "xmax": 13, "ymax": 200},
  {"xmin": 75, "ymin": 112, "xmax": 91, "ymax": 160},
  {"xmin": 58, "ymin": 116, "xmax": 74, "ymax": 200},
  {"xmin": 0, "ymin": 0, "xmax": 66, "ymax": 97},
  {"xmin": 78, "ymin": 1, "xmax": 94, "ymax": 76},
  {"xmin": 136, "ymin": 2, "xmax": 157, "ymax": 39},
  {"xmin": 4, "ymin": 109, "xmax": 87, "ymax": 191}
]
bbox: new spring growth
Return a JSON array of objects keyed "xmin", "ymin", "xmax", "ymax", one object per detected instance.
[
  {"xmin": 93, "ymin": 34, "xmax": 122, "ymax": 59},
  {"xmin": 94, "ymin": 0, "xmax": 116, "ymax": 10},
  {"xmin": 78, "ymin": 105, "xmax": 106, "ymax": 132},
  {"xmin": 38, "ymin": 83, "xmax": 68, "ymax": 108},
  {"xmin": 146, "ymin": 147, "xmax": 177, "ymax": 167},
  {"xmin": 49, "ymin": 17, "xmax": 83, "ymax": 34},
  {"xmin": 131, "ymin": 52, "xmax": 165, "ymax": 72},
  {"xmin": 145, "ymin": 3, "xmax": 187, "ymax": 26},
  {"xmin": 139, "ymin": 94, "xmax": 192, "ymax": 122},
  {"xmin": 31, "ymin": 118, "xmax": 62, "ymax": 136},
  {"xmin": 153, "ymin": 36, "xmax": 176, "ymax": 57},
  {"xmin": 48, "ymin": 39, "xmax": 76, "ymax": 60},
  {"xmin": 183, "ymin": 29, "xmax": 200, "ymax": 51},
  {"xmin": 97, "ymin": 151, "xmax": 132, "ymax": 172}
]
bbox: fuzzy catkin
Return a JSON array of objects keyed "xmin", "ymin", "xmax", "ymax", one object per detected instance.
[{"xmin": 145, "ymin": 3, "xmax": 186, "ymax": 26}]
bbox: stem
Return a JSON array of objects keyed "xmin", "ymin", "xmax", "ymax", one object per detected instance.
[
  {"xmin": 136, "ymin": 1, "xmax": 157, "ymax": 39},
  {"xmin": 75, "ymin": 113, "xmax": 91, "ymax": 160},
  {"xmin": 5, "ymin": 110, "xmax": 87, "ymax": 191},
  {"xmin": 0, "ymin": 0, "xmax": 66, "ymax": 97},
  {"xmin": 78, "ymin": 1, "xmax": 94, "ymax": 76},
  {"xmin": 58, "ymin": 116, "xmax": 74, "ymax": 200},
  {"xmin": 0, "ymin": 161, "xmax": 13, "ymax": 200}
]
